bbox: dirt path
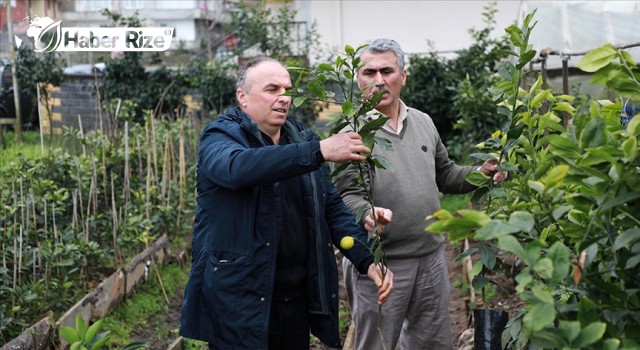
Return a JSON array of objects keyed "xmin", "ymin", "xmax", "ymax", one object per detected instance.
[{"xmin": 446, "ymin": 239, "xmax": 470, "ymax": 347}]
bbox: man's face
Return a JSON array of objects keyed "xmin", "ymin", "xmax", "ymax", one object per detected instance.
[
  {"xmin": 237, "ymin": 61, "xmax": 292, "ymax": 132},
  {"xmin": 357, "ymin": 50, "xmax": 406, "ymax": 115}
]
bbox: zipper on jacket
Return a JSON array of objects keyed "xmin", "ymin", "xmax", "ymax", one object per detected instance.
[{"xmin": 309, "ymin": 172, "xmax": 329, "ymax": 315}]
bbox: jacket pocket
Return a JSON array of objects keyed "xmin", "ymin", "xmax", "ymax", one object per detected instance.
[{"xmin": 202, "ymin": 250, "xmax": 251, "ymax": 322}]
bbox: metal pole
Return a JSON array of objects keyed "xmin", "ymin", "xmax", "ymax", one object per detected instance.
[
  {"xmin": 6, "ymin": 0, "xmax": 23, "ymax": 142},
  {"xmin": 562, "ymin": 56, "xmax": 569, "ymax": 129}
]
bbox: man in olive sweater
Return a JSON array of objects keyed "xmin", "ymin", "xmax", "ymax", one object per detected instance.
[{"xmin": 333, "ymin": 38, "xmax": 507, "ymax": 350}]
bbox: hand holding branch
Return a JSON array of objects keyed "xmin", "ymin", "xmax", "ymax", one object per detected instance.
[{"xmin": 319, "ymin": 132, "xmax": 370, "ymax": 162}]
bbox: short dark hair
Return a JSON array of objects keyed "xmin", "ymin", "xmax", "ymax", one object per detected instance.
[
  {"xmin": 236, "ymin": 57, "xmax": 285, "ymax": 92},
  {"xmin": 358, "ymin": 38, "xmax": 405, "ymax": 71}
]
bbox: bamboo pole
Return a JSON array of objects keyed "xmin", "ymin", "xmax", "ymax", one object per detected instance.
[
  {"xmin": 178, "ymin": 123, "xmax": 186, "ymax": 220},
  {"xmin": 124, "ymin": 121, "xmax": 130, "ymax": 204},
  {"xmin": 37, "ymin": 83, "xmax": 45, "ymax": 156},
  {"xmin": 161, "ymin": 133, "xmax": 170, "ymax": 202},
  {"xmin": 52, "ymin": 203, "xmax": 58, "ymax": 244},
  {"xmin": 18, "ymin": 225, "xmax": 23, "ymax": 285},
  {"xmin": 43, "ymin": 197, "xmax": 48, "ymax": 240},
  {"xmin": 78, "ymin": 114, "xmax": 87, "ymax": 157},
  {"xmin": 111, "ymin": 173, "xmax": 118, "ymax": 262},
  {"xmin": 72, "ymin": 190, "xmax": 78, "ymax": 235},
  {"xmin": 136, "ymin": 134, "xmax": 143, "ymax": 179},
  {"xmin": 145, "ymin": 119, "xmax": 152, "ymax": 221}
]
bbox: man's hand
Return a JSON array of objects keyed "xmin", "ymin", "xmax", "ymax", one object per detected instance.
[
  {"xmin": 319, "ymin": 132, "xmax": 370, "ymax": 162},
  {"xmin": 479, "ymin": 159, "xmax": 508, "ymax": 185},
  {"xmin": 367, "ymin": 263, "xmax": 394, "ymax": 305},
  {"xmin": 364, "ymin": 207, "xmax": 393, "ymax": 238}
]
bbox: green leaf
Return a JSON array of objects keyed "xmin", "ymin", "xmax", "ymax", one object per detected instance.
[
  {"xmin": 626, "ymin": 255, "xmax": 640, "ymax": 269},
  {"xmin": 481, "ymin": 244, "xmax": 496, "ymax": 270},
  {"xmin": 344, "ymin": 44, "xmax": 355, "ymax": 57},
  {"xmin": 470, "ymin": 260, "xmax": 483, "ymax": 277},
  {"xmin": 559, "ymin": 321, "xmax": 581, "ymax": 343},
  {"xmin": 534, "ymin": 257, "xmax": 554, "ymax": 280},
  {"xmin": 507, "ymin": 124, "xmax": 525, "ymax": 140},
  {"xmin": 475, "ymin": 220, "xmax": 520, "ymax": 240},
  {"xmin": 120, "ymin": 342, "xmax": 147, "ymax": 350},
  {"xmin": 371, "ymin": 155, "xmax": 392, "ymax": 170},
  {"xmin": 307, "ymin": 80, "xmax": 325, "ymax": 100},
  {"xmin": 622, "ymin": 136, "xmax": 637, "ymax": 163},
  {"xmin": 552, "ymin": 101, "xmax": 575, "ymax": 114},
  {"xmin": 458, "ymin": 209, "xmax": 491, "ymax": 226},
  {"xmin": 602, "ymin": 339, "xmax": 621, "ymax": 350},
  {"xmin": 524, "ymin": 303, "xmax": 556, "ymax": 332},
  {"xmin": 576, "ymin": 44, "xmax": 618, "ymax": 72},
  {"xmin": 373, "ymin": 245, "xmax": 382, "ymax": 266},
  {"xmin": 465, "ymin": 171, "xmax": 491, "ymax": 187},
  {"xmin": 317, "ymin": 63, "xmax": 334, "ymax": 72},
  {"xmin": 580, "ymin": 117, "xmax": 606, "ymax": 149},
  {"xmin": 578, "ymin": 296, "xmax": 599, "ymax": 326},
  {"xmin": 552, "ymin": 205, "xmax": 572, "ymax": 220},
  {"xmin": 541, "ymin": 164, "xmax": 569, "ymax": 188},
  {"xmin": 470, "ymin": 153, "xmax": 498, "ymax": 161},
  {"xmin": 607, "ymin": 68, "xmax": 640, "ymax": 99},
  {"xmin": 498, "ymin": 235, "xmax": 526, "ymax": 259},
  {"xmin": 472, "ymin": 275, "xmax": 491, "ymax": 290},
  {"xmin": 76, "ymin": 315, "xmax": 88, "ymax": 341},
  {"xmin": 341, "ymin": 101, "xmax": 354, "ymax": 117},
  {"xmin": 60, "ymin": 326, "xmax": 80, "ymax": 343},
  {"xmin": 519, "ymin": 49, "xmax": 537, "ymax": 68},
  {"xmin": 359, "ymin": 116, "xmax": 389, "ymax": 134},
  {"xmin": 614, "ymin": 228, "xmax": 640, "ymax": 251},
  {"xmin": 455, "ymin": 247, "xmax": 478, "ymax": 262},
  {"xmin": 84, "ymin": 320, "xmax": 102, "ymax": 344},
  {"xmin": 497, "ymin": 162, "xmax": 518, "ymax": 173},
  {"xmin": 543, "ymin": 134, "xmax": 580, "ymax": 158},
  {"xmin": 601, "ymin": 192, "xmax": 640, "ymax": 211},
  {"xmin": 293, "ymin": 96, "xmax": 307, "ymax": 107},
  {"xmin": 508, "ymin": 211, "xmax": 535, "ymax": 233},
  {"xmin": 627, "ymin": 114, "xmax": 640, "ymax": 136},
  {"xmin": 574, "ymin": 322, "xmax": 607, "ymax": 347},
  {"xmin": 548, "ymin": 241, "xmax": 570, "ymax": 284}
]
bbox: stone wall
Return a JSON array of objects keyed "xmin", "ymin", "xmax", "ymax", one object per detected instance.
[{"xmin": 40, "ymin": 74, "xmax": 105, "ymax": 135}]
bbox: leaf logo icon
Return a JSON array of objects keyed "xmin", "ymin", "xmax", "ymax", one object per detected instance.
[{"xmin": 35, "ymin": 20, "xmax": 62, "ymax": 52}]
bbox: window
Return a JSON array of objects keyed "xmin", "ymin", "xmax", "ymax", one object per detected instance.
[
  {"xmin": 123, "ymin": 0, "xmax": 144, "ymax": 10},
  {"xmin": 75, "ymin": 0, "xmax": 110, "ymax": 12}
]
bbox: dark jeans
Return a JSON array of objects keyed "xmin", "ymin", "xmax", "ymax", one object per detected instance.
[{"xmin": 208, "ymin": 296, "xmax": 310, "ymax": 350}]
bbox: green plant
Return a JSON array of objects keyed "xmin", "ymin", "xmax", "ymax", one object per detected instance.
[
  {"xmin": 427, "ymin": 10, "xmax": 640, "ymax": 350},
  {"xmin": 59, "ymin": 314, "xmax": 111, "ymax": 350},
  {"xmin": 1, "ymin": 110, "xmax": 198, "ymax": 342}
]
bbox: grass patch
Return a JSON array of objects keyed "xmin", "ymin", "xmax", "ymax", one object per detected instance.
[
  {"xmin": 0, "ymin": 130, "xmax": 75, "ymax": 168},
  {"xmin": 101, "ymin": 262, "xmax": 190, "ymax": 348},
  {"xmin": 440, "ymin": 193, "xmax": 472, "ymax": 212}
]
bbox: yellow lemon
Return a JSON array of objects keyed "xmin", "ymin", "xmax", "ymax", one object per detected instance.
[{"xmin": 340, "ymin": 236, "xmax": 354, "ymax": 250}]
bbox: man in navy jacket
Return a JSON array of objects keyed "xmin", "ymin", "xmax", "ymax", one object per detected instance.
[{"xmin": 180, "ymin": 57, "xmax": 393, "ymax": 349}]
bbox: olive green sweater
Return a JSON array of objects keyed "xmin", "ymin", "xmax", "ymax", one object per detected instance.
[{"xmin": 333, "ymin": 104, "xmax": 475, "ymax": 259}]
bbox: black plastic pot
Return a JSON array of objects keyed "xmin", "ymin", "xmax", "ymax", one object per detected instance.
[{"xmin": 474, "ymin": 308, "xmax": 509, "ymax": 350}]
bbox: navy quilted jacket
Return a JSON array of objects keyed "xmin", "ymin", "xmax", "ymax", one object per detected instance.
[{"xmin": 179, "ymin": 107, "xmax": 374, "ymax": 349}]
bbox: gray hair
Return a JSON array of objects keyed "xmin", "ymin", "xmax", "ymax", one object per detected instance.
[
  {"xmin": 357, "ymin": 38, "xmax": 406, "ymax": 71},
  {"xmin": 236, "ymin": 56, "xmax": 285, "ymax": 92}
]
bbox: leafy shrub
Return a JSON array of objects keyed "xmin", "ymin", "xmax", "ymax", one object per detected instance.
[{"xmin": 428, "ymin": 10, "xmax": 640, "ymax": 349}]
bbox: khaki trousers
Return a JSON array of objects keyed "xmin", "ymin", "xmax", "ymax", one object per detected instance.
[{"xmin": 343, "ymin": 245, "xmax": 453, "ymax": 350}]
